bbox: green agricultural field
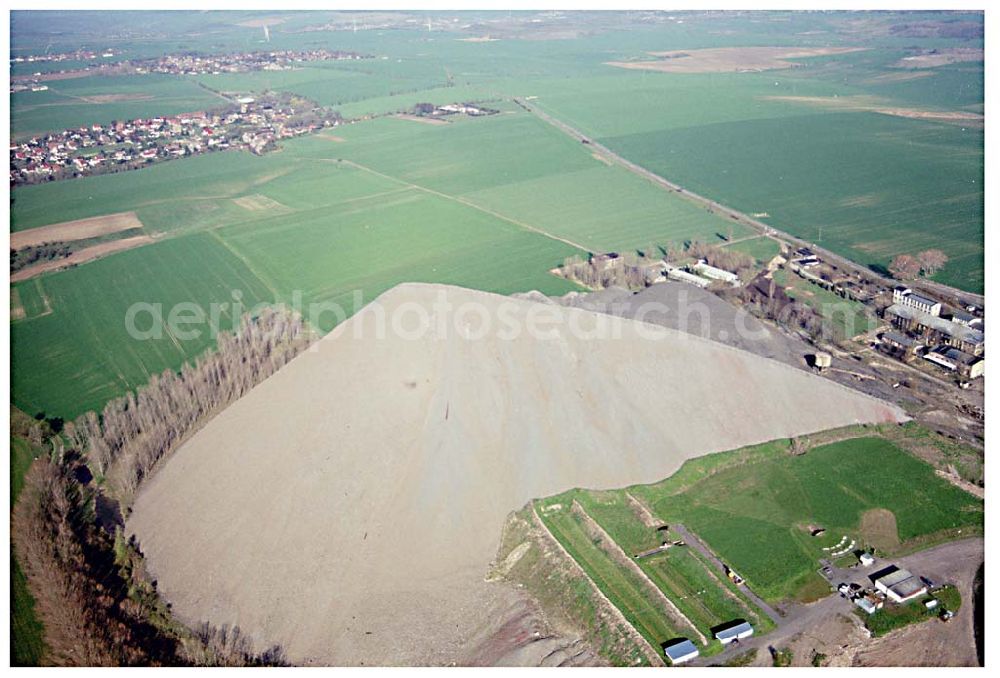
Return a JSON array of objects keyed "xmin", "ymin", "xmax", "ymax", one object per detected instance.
[
  {"xmin": 602, "ymin": 112, "xmax": 983, "ymax": 292},
  {"xmin": 10, "ymin": 160, "xmax": 581, "ymax": 419},
  {"xmin": 10, "ymin": 233, "xmax": 276, "ymax": 419},
  {"xmin": 528, "ymin": 54, "xmax": 983, "ymax": 293},
  {"xmin": 213, "ymin": 186, "xmax": 582, "ymax": 332},
  {"xmin": 10, "ymin": 151, "xmax": 302, "ymax": 231},
  {"xmin": 536, "ymin": 502, "xmax": 681, "ymax": 652},
  {"xmin": 283, "ymin": 108, "xmax": 747, "ymax": 252},
  {"xmin": 10, "ymin": 74, "xmax": 227, "ymax": 139},
  {"xmin": 629, "ymin": 436, "xmax": 982, "ymax": 603}
]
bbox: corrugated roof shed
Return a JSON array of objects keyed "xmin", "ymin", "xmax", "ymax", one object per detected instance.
[
  {"xmin": 663, "ymin": 638, "xmax": 700, "ymax": 664},
  {"xmin": 715, "ymin": 620, "xmax": 754, "ymax": 642}
]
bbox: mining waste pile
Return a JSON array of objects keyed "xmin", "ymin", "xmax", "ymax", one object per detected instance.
[{"xmin": 128, "ymin": 283, "xmax": 906, "ymax": 665}]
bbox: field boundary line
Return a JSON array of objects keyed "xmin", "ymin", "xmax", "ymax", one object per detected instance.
[
  {"xmin": 684, "ymin": 542, "xmax": 767, "ymax": 623},
  {"xmin": 571, "ymin": 500, "xmax": 707, "ymax": 645},
  {"xmin": 206, "ymin": 230, "xmax": 281, "ymax": 301},
  {"xmin": 530, "ymin": 503, "xmax": 664, "ymax": 666},
  {"xmin": 670, "ymin": 524, "xmax": 783, "ymax": 625},
  {"xmin": 335, "ymin": 159, "xmax": 591, "ymax": 253},
  {"xmin": 625, "ymin": 492, "xmax": 661, "ymax": 529}
]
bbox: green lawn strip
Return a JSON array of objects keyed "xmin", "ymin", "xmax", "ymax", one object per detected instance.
[
  {"xmin": 574, "ymin": 491, "xmax": 761, "ymax": 646},
  {"xmin": 11, "ymin": 554, "xmax": 47, "ymax": 666},
  {"xmin": 537, "ymin": 503, "xmax": 680, "ymax": 651}
]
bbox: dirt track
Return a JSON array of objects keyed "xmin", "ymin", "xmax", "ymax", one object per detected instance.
[
  {"xmin": 128, "ymin": 283, "xmax": 905, "ymax": 665},
  {"xmin": 10, "ymin": 234, "xmax": 155, "ymax": 282},
  {"xmin": 10, "ymin": 211, "xmax": 145, "ymax": 250}
]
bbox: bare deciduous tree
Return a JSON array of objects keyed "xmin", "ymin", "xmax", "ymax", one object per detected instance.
[
  {"xmin": 916, "ymin": 249, "xmax": 949, "ymax": 276},
  {"xmin": 888, "ymin": 254, "xmax": 921, "ymax": 280}
]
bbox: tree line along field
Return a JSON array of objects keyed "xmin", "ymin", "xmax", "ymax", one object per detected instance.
[{"xmin": 531, "ymin": 430, "xmax": 982, "ymax": 653}]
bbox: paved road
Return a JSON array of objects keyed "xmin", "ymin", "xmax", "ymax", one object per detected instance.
[
  {"xmin": 515, "ymin": 98, "xmax": 984, "ymax": 309},
  {"xmin": 670, "ymin": 524, "xmax": 782, "ymax": 626}
]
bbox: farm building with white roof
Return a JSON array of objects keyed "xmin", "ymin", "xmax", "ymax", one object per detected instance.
[
  {"xmin": 714, "ymin": 620, "xmax": 754, "ymax": 645},
  {"xmin": 663, "ymin": 638, "xmax": 700, "ymax": 665}
]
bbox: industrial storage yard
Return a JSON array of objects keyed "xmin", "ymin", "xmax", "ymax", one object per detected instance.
[{"xmin": 128, "ymin": 283, "xmax": 904, "ymax": 665}]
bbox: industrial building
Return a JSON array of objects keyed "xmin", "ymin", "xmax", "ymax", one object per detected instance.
[
  {"xmin": 923, "ymin": 346, "xmax": 985, "ymax": 379},
  {"xmin": 663, "ymin": 638, "xmax": 700, "ymax": 665},
  {"xmin": 693, "ymin": 260, "xmax": 740, "ymax": 286},
  {"xmin": 714, "ymin": 620, "xmax": 754, "ymax": 645},
  {"xmin": 892, "ymin": 286, "xmax": 942, "ymax": 317},
  {"xmin": 879, "ymin": 331, "xmax": 921, "ymax": 361},
  {"xmin": 884, "ymin": 304, "xmax": 984, "ymax": 356},
  {"xmin": 873, "ymin": 567, "xmax": 928, "ymax": 604},
  {"xmin": 949, "ymin": 310, "xmax": 983, "ymax": 328},
  {"xmin": 667, "ymin": 267, "xmax": 711, "ymax": 288}
]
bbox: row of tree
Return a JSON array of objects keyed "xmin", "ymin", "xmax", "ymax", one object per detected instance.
[
  {"xmin": 558, "ymin": 252, "xmax": 657, "ymax": 290},
  {"xmin": 13, "ymin": 306, "xmax": 313, "ymax": 665},
  {"xmin": 684, "ymin": 240, "xmax": 757, "ymax": 278},
  {"xmin": 66, "ymin": 307, "xmax": 313, "ymax": 505},
  {"xmin": 12, "ymin": 455, "xmax": 287, "ymax": 666},
  {"xmin": 11, "ymin": 242, "xmax": 73, "ymax": 271}
]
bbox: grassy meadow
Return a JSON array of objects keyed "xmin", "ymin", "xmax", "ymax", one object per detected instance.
[
  {"xmin": 630, "ymin": 435, "xmax": 983, "ymax": 602},
  {"xmin": 537, "ymin": 503, "xmax": 682, "ymax": 653},
  {"xmin": 571, "ymin": 490, "xmax": 774, "ymax": 640},
  {"xmin": 536, "ymin": 430, "xmax": 982, "ymax": 613}
]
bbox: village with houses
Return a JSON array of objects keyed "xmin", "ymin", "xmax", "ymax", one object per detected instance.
[
  {"xmin": 9, "ymin": 93, "xmax": 341, "ymax": 186},
  {"xmin": 9, "ymin": 48, "xmax": 371, "ymax": 92}
]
